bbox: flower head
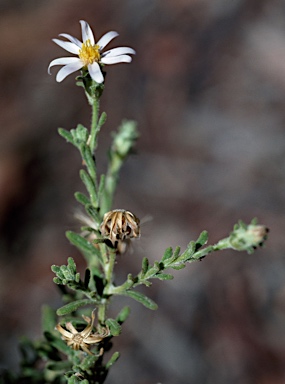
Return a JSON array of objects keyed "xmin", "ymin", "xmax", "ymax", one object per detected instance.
[
  {"xmin": 48, "ymin": 20, "xmax": 135, "ymax": 83},
  {"xmin": 56, "ymin": 310, "xmax": 110, "ymax": 355},
  {"xmin": 100, "ymin": 209, "xmax": 140, "ymax": 253}
]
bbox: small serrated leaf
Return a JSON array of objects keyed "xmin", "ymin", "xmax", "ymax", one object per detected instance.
[
  {"xmin": 56, "ymin": 299, "xmax": 94, "ymax": 316},
  {"xmin": 141, "ymin": 257, "xmax": 149, "ymax": 276},
  {"xmin": 73, "ymin": 124, "xmax": 88, "ymax": 144},
  {"xmin": 186, "ymin": 241, "xmax": 196, "ymax": 256},
  {"xmin": 106, "ymin": 318, "xmax": 122, "ymax": 336},
  {"xmin": 156, "ymin": 273, "xmax": 174, "ymax": 281},
  {"xmin": 67, "ymin": 257, "xmax": 76, "ymax": 275},
  {"xmin": 162, "ymin": 247, "xmax": 173, "ymax": 261},
  {"xmin": 123, "ymin": 290, "xmax": 158, "ymax": 310},
  {"xmin": 53, "ymin": 277, "xmax": 62, "ymax": 285},
  {"xmin": 172, "ymin": 246, "xmax": 181, "ymax": 260},
  {"xmin": 195, "ymin": 231, "xmax": 208, "ymax": 250},
  {"xmin": 61, "ymin": 265, "xmax": 73, "ymax": 280},
  {"xmin": 51, "ymin": 265, "xmax": 65, "ymax": 280},
  {"xmin": 75, "ymin": 273, "xmax": 81, "ymax": 283}
]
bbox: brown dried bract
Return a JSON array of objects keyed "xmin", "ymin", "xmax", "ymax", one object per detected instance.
[
  {"xmin": 100, "ymin": 210, "xmax": 140, "ymax": 251},
  {"xmin": 55, "ymin": 310, "xmax": 110, "ymax": 355}
]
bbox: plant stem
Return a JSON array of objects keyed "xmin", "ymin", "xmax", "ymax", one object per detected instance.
[{"xmin": 89, "ymin": 96, "xmax": 100, "ymax": 153}]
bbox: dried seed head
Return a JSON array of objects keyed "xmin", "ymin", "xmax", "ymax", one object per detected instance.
[{"xmin": 100, "ymin": 209, "xmax": 140, "ymax": 250}]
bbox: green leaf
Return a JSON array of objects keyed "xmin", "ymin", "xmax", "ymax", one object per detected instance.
[
  {"xmin": 186, "ymin": 241, "xmax": 196, "ymax": 256},
  {"xmin": 46, "ymin": 360, "xmax": 72, "ymax": 371},
  {"xmin": 141, "ymin": 257, "xmax": 149, "ymax": 276},
  {"xmin": 41, "ymin": 305, "xmax": 57, "ymax": 334},
  {"xmin": 106, "ymin": 351, "xmax": 120, "ymax": 370},
  {"xmin": 171, "ymin": 264, "xmax": 186, "ymax": 270},
  {"xmin": 80, "ymin": 169, "xmax": 97, "ymax": 206},
  {"xmin": 123, "ymin": 290, "xmax": 158, "ymax": 310},
  {"xmin": 74, "ymin": 191, "xmax": 91, "ymax": 206},
  {"xmin": 58, "ymin": 128, "xmax": 75, "ymax": 145},
  {"xmin": 156, "ymin": 273, "xmax": 174, "ymax": 281},
  {"xmin": 44, "ymin": 331, "xmax": 71, "ymax": 355},
  {"xmin": 98, "ymin": 111, "xmax": 107, "ymax": 128},
  {"xmin": 56, "ymin": 299, "xmax": 94, "ymax": 316},
  {"xmin": 51, "ymin": 265, "xmax": 65, "ymax": 280},
  {"xmin": 80, "ymin": 143, "xmax": 96, "ymax": 180},
  {"xmin": 66, "ymin": 231, "xmax": 98, "ymax": 257},
  {"xmin": 116, "ymin": 306, "xmax": 131, "ymax": 324},
  {"xmin": 67, "ymin": 375, "xmax": 80, "ymax": 384},
  {"xmin": 98, "ymin": 174, "xmax": 106, "ymax": 206},
  {"xmin": 72, "ymin": 124, "xmax": 88, "ymax": 145},
  {"xmin": 173, "ymin": 246, "xmax": 181, "ymax": 260},
  {"xmin": 195, "ymin": 231, "xmax": 208, "ymax": 250},
  {"xmin": 162, "ymin": 247, "xmax": 173, "ymax": 261},
  {"xmin": 80, "ymin": 354, "xmax": 100, "ymax": 370},
  {"xmin": 85, "ymin": 204, "xmax": 101, "ymax": 224},
  {"xmin": 67, "ymin": 257, "xmax": 76, "ymax": 275},
  {"xmin": 106, "ymin": 318, "xmax": 122, "ymax": 336},
  {"xmin": 61, "ymin": 265, "xmax": 73, "ymax": 280},
  {"xmin": 53, "ymin": 277, "xmax": 62, "ymax": 285}
]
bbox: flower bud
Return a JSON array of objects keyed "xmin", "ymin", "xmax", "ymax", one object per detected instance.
[{"xmin": 229, "ymin": 221, "xmax": 269, "ymax": 254}]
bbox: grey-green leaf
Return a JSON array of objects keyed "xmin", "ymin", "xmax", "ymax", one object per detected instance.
[
  {"xmin": 106, "ymin": 318, "xmax": 122, "ymax": 336},
  {"xmin": 66, "ymin": 231, "xmax": 97, "ymax": 256},
  {"xmin": 195, "ymin": 230, "xmax": 208, "ymax": 250},
  {"xmin": 56, "ymin": 299, "xmax": 94, "ymax": 316},
  {"xmin": 116, "ymin": 306, "xmax": 131, "ymax": 324},
  {"xmin": 106, "ymin": 351, "xmax": 120, "ymax": 370},
  {"xmin": 123, "ymin": 290, "xmax": 158, "ymax": 310},
  {"xmin": 162, "ymin": 247, "xmax": 173, "ymax": 261},
  {"xmin": 58, "ymin": 128, "xmax": 75, "ymax": 145}
]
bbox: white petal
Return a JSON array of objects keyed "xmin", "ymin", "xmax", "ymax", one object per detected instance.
[
  {"xmin": 88, "ymin": 62, "xmax": 104, "ymax": 83},
  {"xmin": 59, "ymin": 33, "xmax": 82, "ymax": 47},
  {"xmin": 102, "ymin": 47, "xmax": 136, "ymax": 57},
  {"xmin": 80, "ymin": 20, "xmax": 95, "ymax": 45},
  {"xmin": 55, "ymin": 61, "xmax": 83, "ymax": 82},
  {"xmin": 97, "ymin": 31, "xmax": 119, "ymax": 50},
  {"xmin": 52, "ymin": 38, "xmax": 80, "ymax": 54},
  {"xmin": 48, "ymin": 57, "xmax": 82, "ymax": 74},
  {"xmin": 101, "ymin": 55, "xmax": 132, "ymax": 65}
]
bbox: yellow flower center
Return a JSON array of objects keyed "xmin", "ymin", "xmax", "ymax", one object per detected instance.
[{"xmin": 79, "ymin": 40, "xmax": 101, "ymax": 66}]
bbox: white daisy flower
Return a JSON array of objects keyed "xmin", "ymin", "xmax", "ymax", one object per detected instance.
[{"xmin": 48, "ymin": 20, "xmax": 136, "ymax": 83}]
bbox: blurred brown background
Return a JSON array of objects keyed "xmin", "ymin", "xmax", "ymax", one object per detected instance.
[{"xmin": 1, "ymin": 0, "xmax": 285, "ymax": 383}]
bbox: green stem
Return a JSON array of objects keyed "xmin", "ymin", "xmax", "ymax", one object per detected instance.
[
  {"xmin": 97, "ymin": 301, "xmax": 107, "ymax": 324},
  {"xmin": 100, "ymin": 156, "xmax": 122, "ymax": 215},
  {"xmin": 89, "ymin": 96, "xmax": 100, "ymax": 153},
  {"xmin": 105, "ymin": 250, "xmax": 117, "ymax": 285}
]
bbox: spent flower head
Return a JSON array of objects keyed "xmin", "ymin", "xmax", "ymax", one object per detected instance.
[
  {"xmin": 48, "ymin": 20, "xmax": 135, "ymax": 83},
  {"xmin": 56, "ymin": 310, "xmax": 110, "ymax": 355},
  {"xmin": 101, "ymin": 209, "xmax": 140, "ymax": 253}
]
